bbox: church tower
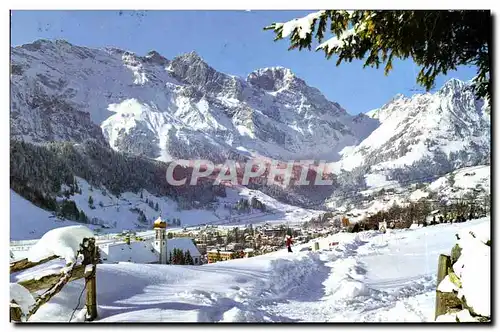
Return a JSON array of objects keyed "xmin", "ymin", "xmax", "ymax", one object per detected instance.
[{"xmin": 154, "ymin": 217, "xmax": 167, "ymax": 264}]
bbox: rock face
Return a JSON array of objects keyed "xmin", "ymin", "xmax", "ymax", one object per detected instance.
[{"xmin": 10, "ymin": 39, "xmax": 490, "ymax": 208}]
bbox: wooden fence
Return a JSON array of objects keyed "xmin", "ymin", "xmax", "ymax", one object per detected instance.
[
  {"xmin": 10, "ymin": 237, "xmax": 98, "ymax": 323},
  {"xmin": 435, "ymin": 254, "xmax": 463, "ymax": 320}
]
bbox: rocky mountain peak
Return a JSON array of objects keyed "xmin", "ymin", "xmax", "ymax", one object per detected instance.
[
  {"xmin": 438, "ymin": 78, "xmax": 469, "ymax": 96},
  {"xmin": 172, "ymin": 51, "xmax": 206, "ymax": 67},
  {"xmin": 17, "ymin": 39, "xmax": 55, "ymax": 52},
  {"xmin": 16, "ymin": 39, "xmax": 96, "ymax": 60},
  {"xmin": 167, "ymin": 51, "xmax": 236, "ymax": 97},
  {"xmin": 246, "ymin": 66, "xmax": 295, "ymax": 91}
]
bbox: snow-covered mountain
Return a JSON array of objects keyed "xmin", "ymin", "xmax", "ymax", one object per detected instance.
[
  {"xmin": 328, "ymin": 79, "xmax": 490, "ymax": 201},
  {"xmin": 11, "ymin": 39, "xmax": 377, "ymax": 162},
  {"xmin": 10, "ymin": 39, "xmax": 491, "ymax": 213}
]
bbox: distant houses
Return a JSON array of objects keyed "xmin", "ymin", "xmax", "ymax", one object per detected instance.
[{"xmin": 95, "ymin": 215, "xmax": 343, "ymax": 265}]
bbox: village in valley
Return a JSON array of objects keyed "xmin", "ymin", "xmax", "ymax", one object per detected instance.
[
  {"xmin": 10, "ymin": 182, "xmax": 490, "ymax": 269},
  {"xmin": 85, "ymin": 194, "xmax": 489, "ymax": 267}
]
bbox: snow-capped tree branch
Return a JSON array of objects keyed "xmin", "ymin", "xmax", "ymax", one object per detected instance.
[{"xmin": 265, "ymin": 10, "xmax": 491, "ymax": 101}]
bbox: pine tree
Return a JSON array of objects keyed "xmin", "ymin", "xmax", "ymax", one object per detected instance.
[
  {"xmin": 167, "ymin": 232, "xmax": 173, "ymax": 239},
  {"xmin": 73, "ymin": 178, "xmax": 79, "ymax": 194},
  {"xmin": 251, "ymin": 196, "xmax": 258, "ymax": 208},
  {"xmin": 265, "ymin": 10, "xmax": 491, "ymax": 101},
  {"xmin": 175, "ymin": 249, "xmax": 185, "ymax": 265},
  {"xmin": 234, "ymin": 227, "xmax": 239, "ymax": 243},
  {"xmin": 60, "ymin": 200, "xmax": 79, "ymax": 220},
  {"xmin": 78, "ymin": 210, "xmax": 88, "ymax": 223},
  {"xmin": 45, "ymin": 196, "xmax": 58, "ymax": 212},
  {"xmin": 184, "ymin": 250, "xmax": 194, "ymax": 265},
  {"xmin": 215, "ymin": 249, "xmax": 222, "ymax": 262},
  {"xmin": 88, "ymin": 195, "xmax": 94, "ymax": 209},
  {"xmin": 171, "ymin": 249, "xmax": 178, "ymax": 264},
  {"xmin": 155, "ymin": 202, "xmax": 159, "ymax": 211},
  {"xmin": 138, "ymin": 211, "xmax": 147, "ymax": 224}
]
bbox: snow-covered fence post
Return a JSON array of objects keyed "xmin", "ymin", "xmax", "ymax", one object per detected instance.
[
  {"xmin": 81, "ymin": 237, "xmax": 98, "ymax": 321},
  {"xmin": 435, "ymin": 254, "xmax": 461, "ymax": 318},
  {"xmin": 10, "ymin": 300, "xmax": 22, "ymax": 322},
  {"xmin": 435, "ymin": 229, "xmax": 491, "ymax": 322},
  {"xmin": 9, "ymin": 226, "xmax": 99, "ymax": 322}
]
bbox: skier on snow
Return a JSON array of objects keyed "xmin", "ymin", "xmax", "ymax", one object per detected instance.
[{"xmin": 286, "ymin": 235, "xmax": 294, "ymax": 253}]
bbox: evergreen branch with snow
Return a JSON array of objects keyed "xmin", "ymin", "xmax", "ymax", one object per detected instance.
[{"xmin": 265, "ymin": 10, "xmax": 491, "ymax": 101}]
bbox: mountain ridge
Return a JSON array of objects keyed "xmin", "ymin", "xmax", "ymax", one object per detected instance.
[{"xmin": 11, "ymin": 38, "xmax": 378, "ymax": 163}]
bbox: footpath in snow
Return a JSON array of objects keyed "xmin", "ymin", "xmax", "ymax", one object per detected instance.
[{"xmin": 10, "ymin": 217, "xmax": 490, "ymax": 322}]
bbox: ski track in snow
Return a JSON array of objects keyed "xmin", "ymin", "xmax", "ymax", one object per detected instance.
[{"xmin": 260, "ymin": 231, "xmax": 436, "ymax": 322}]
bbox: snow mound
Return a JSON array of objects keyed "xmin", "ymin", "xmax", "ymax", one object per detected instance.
[
  {"xmin": 27, "ymin": 225, "xmax": 95, "ymax": 264},
  {"xmin": 335, "ymin": 279, "xmax": 370, "ymax": 299},
  {"xmin": 437, "ymin": 275, "xmax": 458, "ymax": 293},
  {"xmin": 220, "ymin": 307, "xmax": 271, "ymax": 323},
  {"xmin": 453, "ymin": 230, "xmax": 490, "ymax": 317},
  {"xmin": 10, "ymin": 283, "xmax": 35, "ymax": 316}
]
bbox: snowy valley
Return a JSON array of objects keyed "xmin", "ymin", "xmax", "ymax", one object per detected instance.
[{"xmin": 10, "ymin": 39, "xmax": 491, "ymax": 240}]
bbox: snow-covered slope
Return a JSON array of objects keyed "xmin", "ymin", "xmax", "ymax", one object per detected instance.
[
  {"xmin": 333, "ymin": 80, "xmax": 490, "ymax": 176},
  {"xmin": 10, "ymin": 190, "xmax": 87, "ymax": 241},
  {"xmin": 327, "ymin": 164, "xmax": 490, "ymax": 223},
  {"xmin": 427, "ymin": 165, "xmax": 490, "ymax": 202},
  {"xmin": 10, "ymin": 39, "xmax": 491, "ymax": 232},
  {"xmin": 11, "ymin": 39, "xmax": 377, "ymax": 162},
  {"xmin": 10, "ymin": 177, "xmax": 320, "ymax": 241},
  {"xmin": 11, "ymin": 217, "xmax": 490, "ymax": 322}
]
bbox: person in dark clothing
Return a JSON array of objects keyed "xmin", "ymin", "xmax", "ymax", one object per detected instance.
[{"xmin": 286, "ymin": 235, "xmax": 294, "ymax": 253}]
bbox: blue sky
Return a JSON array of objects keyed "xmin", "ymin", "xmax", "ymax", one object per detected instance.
[{"xmin": 11, "ymin": 10, "xmax": 478, "ymax": 115}]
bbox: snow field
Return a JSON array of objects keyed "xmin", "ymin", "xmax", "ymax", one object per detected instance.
[{"xmin": 10, "ymin": 217, "xmax": 489, "ymax": 322}]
